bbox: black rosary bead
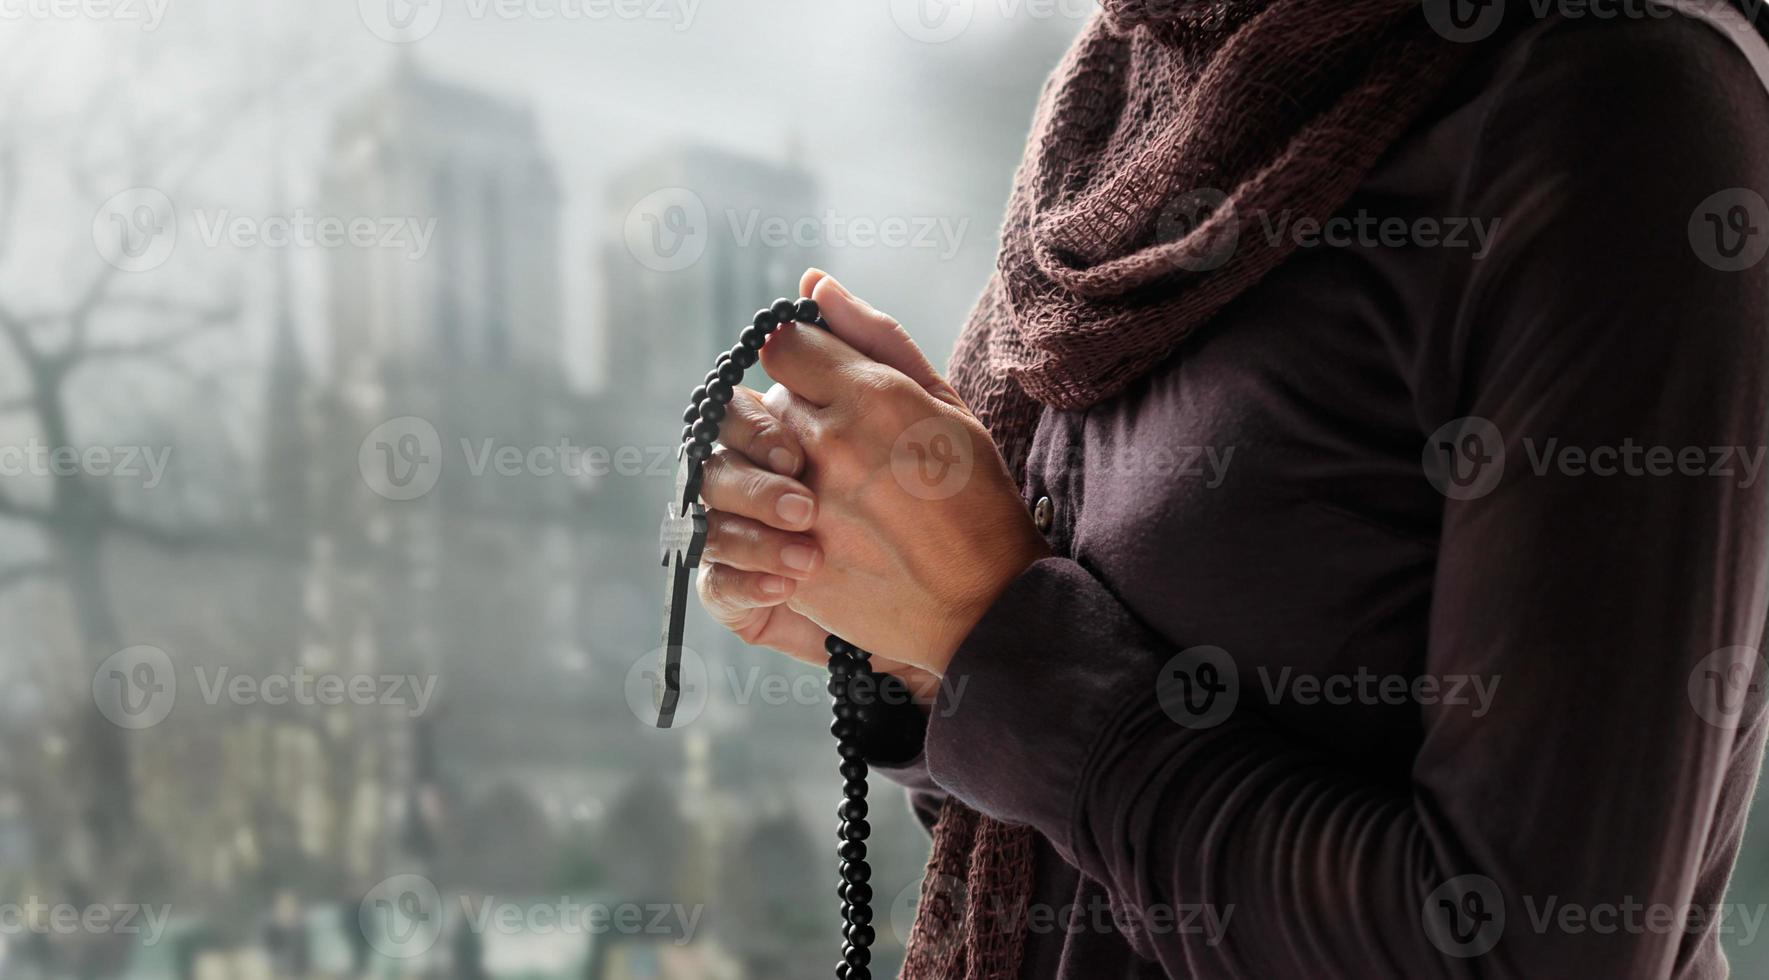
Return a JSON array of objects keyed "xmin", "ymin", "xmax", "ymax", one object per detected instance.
[
  {"xmin": 770, "ymin": 296, "xmax": 797, "ymax": 322},
  {"xmin": 730, "ymin": 344, "xmax": 758, "ymax": 369},
  {"xmin": 844, "ymin": 942, "xmax": 871, "ymax": 967},
  {"xmin": 843, "ymin": 882, "xmax": 872, "ymax": 906},
  {"xmin": 716, "ymin": 360, "xmax": 744, "ymax": 385},
  {"xmin": 681, "ymin": 403, "xmax": 700, "ymax": 424},
  {"xmin": 739, "ymin": 325, "xmax": 766, "ymax": 349},
  {"xmin": 690, "ymin": 384, "xmax": 708, "ymax": 404},
  {"xmin": 839, "ymin": 798, "xmax": 868, "ymax": 821},
  {"xmin": 836, "ymin": 741, "xmax": 863, "ymax": 761},
  {"xmin": 794, "ymin": 296, "xmax": 820, "ymax": 322},
  {"xmin": 845, "ymin": 924, "xmax": 875, "ymax": 949},
  {"xmin": 705, "ymin": 380, "xmax": 734, "ymax": 404},
  {"xmin": 838, "ymin": 818, "xmax": 870, "ymax": 841},
  {"xmin": 684, "ymin": 441, "xmax": 712, "ymax": 461},
  {"xmin": 842, "ymin": 780, "xmax": 867, "ymax": 800},
  {"xmin": 831, "ymin": 718, "xmax": 857, "ymax": 741},
  {"xmin": 839, "ymin": 839, "xmax": 866, "ymax": 862},
  {"xmin": 846, "ymin": 905, "xmax": 873, "ymax": 929},
  {"xmin": 679, "ymin": 425, "xmax": 693, "ymax": 444},
  {"xmin": 690, "ymin": 420, "xmax": 719, "ymax": 444},
  {"xmin": 825, "ymin": 635, "xmax": 852, "ymax": 656},
  {"xmin": 840, "ymin": 860, "xmax": 870, "ymax": 883},
  {"xmin": 698, "ymin": 401, "xmax": 726, "ymax": 425},
  {"xmin": 839, "ymin": 759, "xmax": 867, "ymax": 781},
  {"xmin": 753, "ymin": 308, "xmax": 779, "ymax": 331}
]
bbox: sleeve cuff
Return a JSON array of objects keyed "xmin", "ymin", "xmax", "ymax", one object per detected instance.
[{"xmin": 924, "ymin": 557, "xmax": 1162, "ymax": 857}]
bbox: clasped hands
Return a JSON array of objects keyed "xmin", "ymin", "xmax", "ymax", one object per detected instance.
[{"xmin": 694, "ymin": 269, "xmax": 1048, "ymax": 699}]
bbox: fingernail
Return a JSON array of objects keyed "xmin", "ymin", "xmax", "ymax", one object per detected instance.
[
  {"xmin": 777, "ymin": 493, "xmax": 814, "ymax": 526},
  {"xmin": 768, "ymin": 447, "xmax": 798, "ymax": 474},
  {"xmin": 780, "ymin": 544, "xmax": 818, "ymax": 573},
  {"xmin": 759, "ymin": 574, "xmax": 787, "ymax": 596}
]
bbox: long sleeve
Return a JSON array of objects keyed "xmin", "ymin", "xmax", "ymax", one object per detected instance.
[{"xmin": 924, "ymin": 15, "xmax": 1769, "ymax": 979}]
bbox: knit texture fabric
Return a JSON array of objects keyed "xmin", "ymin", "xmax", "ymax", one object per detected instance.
[{"xmin": 907, "ymin": 2, "xmax": 1485, "ymax": 976}]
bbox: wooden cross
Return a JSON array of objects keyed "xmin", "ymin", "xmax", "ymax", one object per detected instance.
[{"xmin": 654, "ymin": 454, "xmax": 705, "ymax": 728}]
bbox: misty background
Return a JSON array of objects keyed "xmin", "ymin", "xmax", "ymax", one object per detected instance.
[{"xmin": 0, "ymin": 1, "xmax": 1763, "ymax": 979}]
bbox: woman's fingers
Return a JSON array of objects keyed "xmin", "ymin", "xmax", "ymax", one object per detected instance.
[
  {"xmin": 805, "ymin": 271, "xmax": 957, "ymax": 403},
  {"xmin": 696, "ymin": 560, "xmax": 793, "ymax": 611},
  {"xmin": 756, "ymin": 317, "xmax": 868, "ymax": 407},
  {"xmin": 700, "ymin": 449, "xmax": 817, "ymax": 531},
  {"xmin": 716, "ymin": 386, "xmax": 802, "ymax": 476},
  {"xmin": 703, "ymin": 511, "xmax": 822, "ymax": 577},
  {"xmin": 695, "ymin": 564, "xmax": 832, "ymax": 664}
]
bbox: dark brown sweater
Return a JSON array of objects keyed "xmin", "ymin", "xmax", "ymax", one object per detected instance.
[{"xmin": 881, "ymin": 10, "xmax": 1769, "ymax": 978}]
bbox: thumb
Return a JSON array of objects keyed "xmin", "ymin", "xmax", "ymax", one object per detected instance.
[{"xmin": 804, "ymin": 271, "xmax": 958, "ymax": 404}]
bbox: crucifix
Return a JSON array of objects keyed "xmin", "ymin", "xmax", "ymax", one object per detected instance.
[{"xmin": 654, "ymin": 452, "xmax": 705, "ymax": 729}]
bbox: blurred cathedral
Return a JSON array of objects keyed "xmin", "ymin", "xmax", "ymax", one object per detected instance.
[{"xmin": 236, "ymin": 52, "xmax": 859, "ymax": 977}]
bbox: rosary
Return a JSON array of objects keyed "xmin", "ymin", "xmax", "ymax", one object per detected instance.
[{"xmin": 655, "ymin": 295, "xmax": 914, "ymax": 980}]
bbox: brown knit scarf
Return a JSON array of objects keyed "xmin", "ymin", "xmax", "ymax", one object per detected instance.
[{"xmin": 903, "ymin": 2, "xmax": 1485, "ymax": 977}]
